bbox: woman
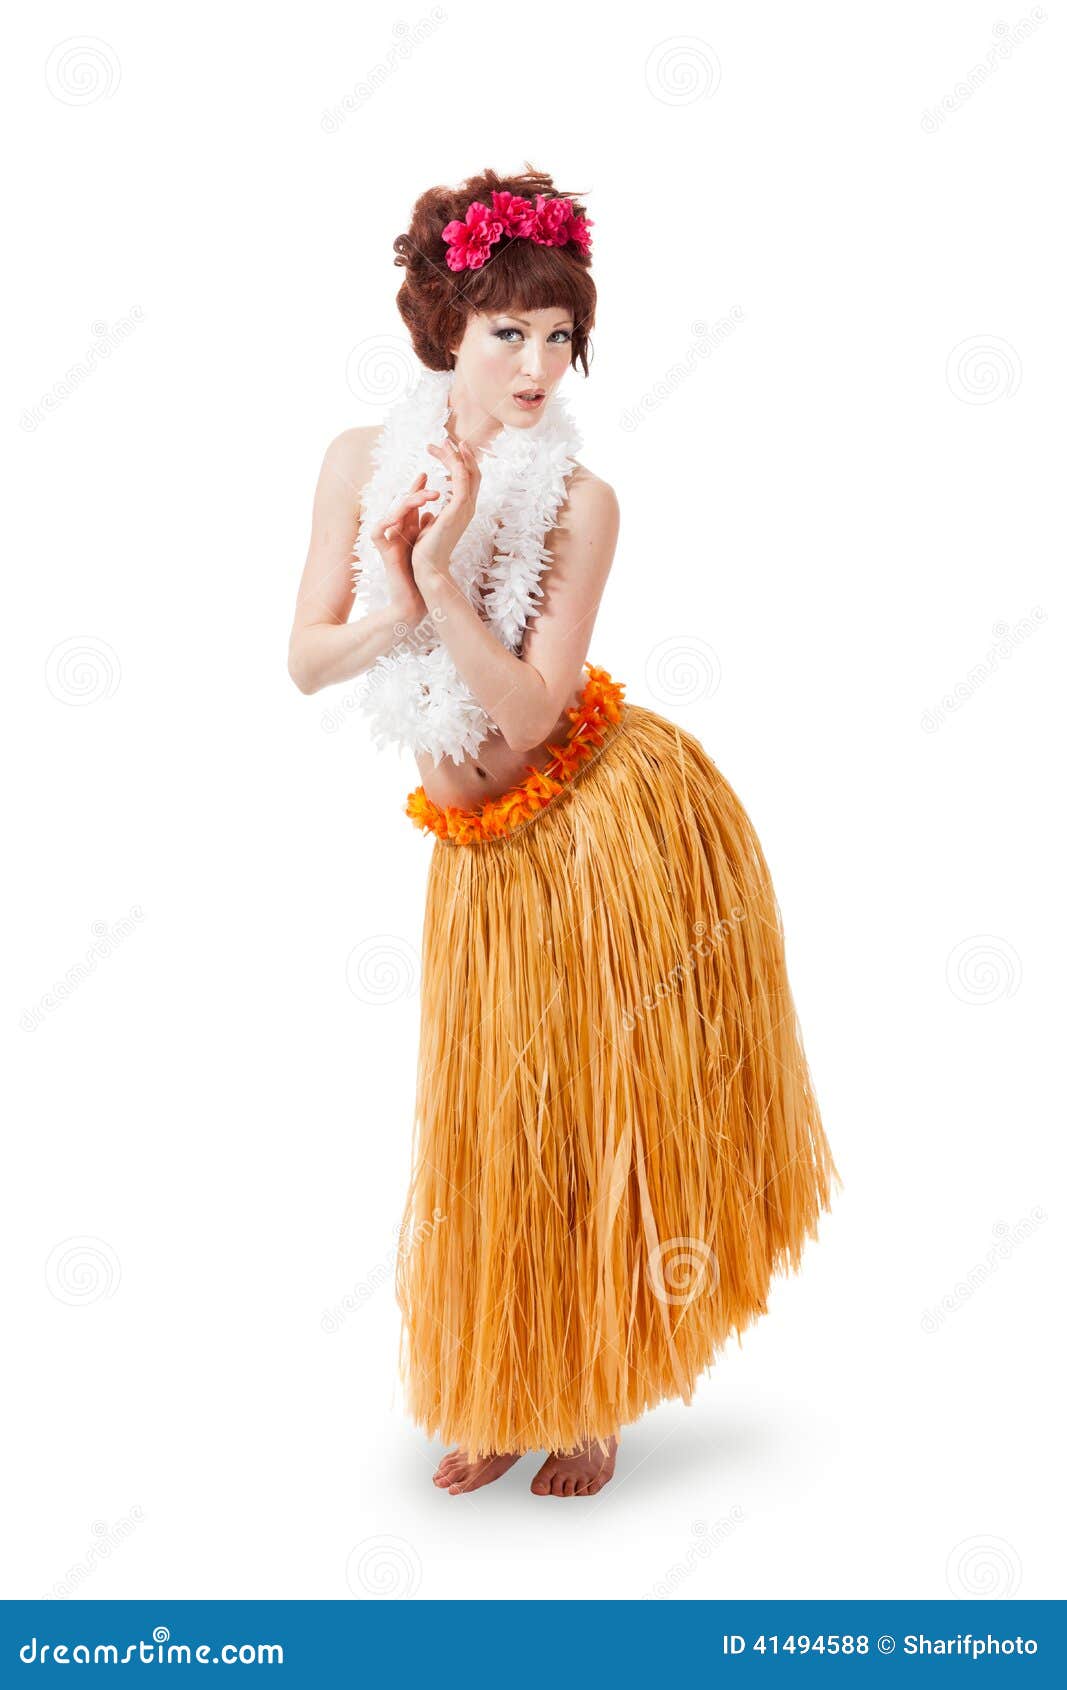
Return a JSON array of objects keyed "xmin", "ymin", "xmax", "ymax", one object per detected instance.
[{"xmin": 289, "ymin": 167, "xmax": 839, "ymax": 1500}]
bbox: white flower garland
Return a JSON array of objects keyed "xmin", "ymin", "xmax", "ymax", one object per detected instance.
[{"xmin": 349, "ymin": 366, "xmax": 583, "ymax": 766}]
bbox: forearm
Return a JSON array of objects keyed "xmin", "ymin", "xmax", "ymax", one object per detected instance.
[
  {"xmin": 416, "ymin": 568, "xmax": 548, "ymax": 751},
  {"xmin": 288, "ymin": 598, "xmax": 428, "ymax": 695}
]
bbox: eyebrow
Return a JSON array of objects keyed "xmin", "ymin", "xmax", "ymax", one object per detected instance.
[{"xmin": 497, "ymin": 313, "xmax": 574, "ymax": 328}]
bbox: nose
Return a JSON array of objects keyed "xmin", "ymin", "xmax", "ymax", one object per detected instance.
[{"xmin": 522, "ymin": 341, "xmax": 551, "ymax": 382}]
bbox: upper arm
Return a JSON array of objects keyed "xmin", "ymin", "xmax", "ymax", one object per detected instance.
[
  {"xmin": 518, "ymin": 469, "xmax": 621, "ymax": 731},
  {"xmin": 289, "ymin": 425, "xmax": 379, "ymax": 638}
]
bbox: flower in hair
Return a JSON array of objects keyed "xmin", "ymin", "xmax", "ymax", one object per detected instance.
[
  {"xmin": 440, "ymin": 201, "xmax": 505, "ymax": 272},
  {"xmin": 442, "ymin": 191, "xmax": 593, "ymax": 272}
]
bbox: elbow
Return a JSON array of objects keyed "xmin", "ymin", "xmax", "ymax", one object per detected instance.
[
  {"xmin": 502, "ymin": 690, "xmax": 559, "ymax": 754},
  {"xmin": 287, "ymin": 643, "xmax": 318, "ymax": 696},
  {"xmin": 503, "ymin": 718, "xmax": 552, "ymax": 755}
]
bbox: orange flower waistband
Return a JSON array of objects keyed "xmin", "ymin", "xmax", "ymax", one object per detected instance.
[{"xmin": 405, "ymin": 663, "xmax": 627, "ymax": 845}]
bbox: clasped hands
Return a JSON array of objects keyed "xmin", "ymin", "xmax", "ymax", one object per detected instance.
[{"xmin": 369, "ymin": 435, "xmax": 482, "ymax": 617}]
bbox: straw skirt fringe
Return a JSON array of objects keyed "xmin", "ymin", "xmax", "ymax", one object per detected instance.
[{"xmin": 395, "ymin": 703, "xmax": 838, "ymax": 1458}]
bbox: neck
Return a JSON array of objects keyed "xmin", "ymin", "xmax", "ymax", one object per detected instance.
[{"xmin": 442, "ymin": 374, "xmax": 509, "ymax": 452}]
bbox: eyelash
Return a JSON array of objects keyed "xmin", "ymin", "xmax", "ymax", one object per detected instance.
[{"xmin": 493, "ymin": 328, "xmax": 572, "ymax": 344}]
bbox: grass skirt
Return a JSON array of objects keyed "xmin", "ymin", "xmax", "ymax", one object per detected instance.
[{"xmin": 395, "ymin": 666, "xmax": 838, "ymax": 1459}]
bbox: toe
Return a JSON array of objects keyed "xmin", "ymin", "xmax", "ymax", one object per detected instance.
[
  {"xmin": 550, "ymin": 1473, "xmax": 567, "ymax": 1496},
  {"xmin": 561, "ymin": 1476, "xmax": 576, "ymax": 1496},
  {"xmin": 530, "ymin": 1459, "xmax": 552, "ymax": 1494}
]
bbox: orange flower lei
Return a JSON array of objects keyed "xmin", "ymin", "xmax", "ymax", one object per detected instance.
[{"xmin": 405, "ymin": 664, "xmax": 626, "ymax": 845}]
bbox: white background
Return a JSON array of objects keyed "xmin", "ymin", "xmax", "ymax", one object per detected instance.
[{"xmin": 4, "ymin": 1, "xmax": 1062, "ymax": 1602}]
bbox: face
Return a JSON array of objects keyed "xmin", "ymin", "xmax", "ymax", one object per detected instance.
[{"xmin": 449, "ymin": 305, "xmax": 575, "ymax": 427}]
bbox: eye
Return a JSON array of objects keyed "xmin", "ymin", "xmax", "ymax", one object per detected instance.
[{"xmin": 492, "ymin": 327, "xmax": 574, "ymax": 344}]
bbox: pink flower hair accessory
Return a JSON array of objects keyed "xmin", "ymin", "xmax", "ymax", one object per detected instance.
[{"xmin": 441, "ymin": 190, "xmax": 593, "ymax": 273}]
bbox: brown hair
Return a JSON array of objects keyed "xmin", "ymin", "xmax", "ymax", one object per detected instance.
[{"xmin": 393, "ymin": 165, "xmax": 597, "ymax": 377}]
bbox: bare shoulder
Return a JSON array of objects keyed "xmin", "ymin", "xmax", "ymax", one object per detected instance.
[
  {"xmin": 322, "ymin": 423, "xmax": 382, "ymax": 500},
  {"xmin": 562, "ymin": 462, "xmax": 620, "ymax": 522},
  {"xmin": 555, "ymin": 464, "xmax": 621, "ymax": 552}
]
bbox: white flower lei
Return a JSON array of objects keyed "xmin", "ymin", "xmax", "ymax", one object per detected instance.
[{"xmin": 349, "ymin": 366, "xmax": 583, "ymax": 766}]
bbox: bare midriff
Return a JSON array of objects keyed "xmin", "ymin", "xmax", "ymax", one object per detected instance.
[{"xmin": 414, "ymin": 670, "xmax": 587, "ymax": 809}]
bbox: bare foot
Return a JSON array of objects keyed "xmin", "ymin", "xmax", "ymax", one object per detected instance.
[
  {"xmin": 530, "ymin": 1434, "xmax": 618, "ymax": 1497},
  {"xmin": 432, "ymin": 1447, "xmax": 522, "ymax": 1494}
]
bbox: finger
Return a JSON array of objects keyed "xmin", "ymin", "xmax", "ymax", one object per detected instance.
[{"xmin": 372, "ymin": 489, "xmax": 439, "ymax": 538}]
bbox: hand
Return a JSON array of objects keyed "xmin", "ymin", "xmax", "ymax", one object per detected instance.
[
  {"xmin": 411, "ymin": 437, "xmax": 482, "ymax": 585},
  {"xmin": 368, "ymin": 473, "xmax": 440, "ymax": 620}
]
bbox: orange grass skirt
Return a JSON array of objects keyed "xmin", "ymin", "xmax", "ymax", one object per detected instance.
[{"xmin": 395, "ymin": 665, "xmax": 839, "ymax": 1458}]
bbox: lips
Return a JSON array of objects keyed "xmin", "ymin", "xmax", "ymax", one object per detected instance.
[{"xmin": 514, "ymin": 389, "xmax": 544, "ymax": 400}]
